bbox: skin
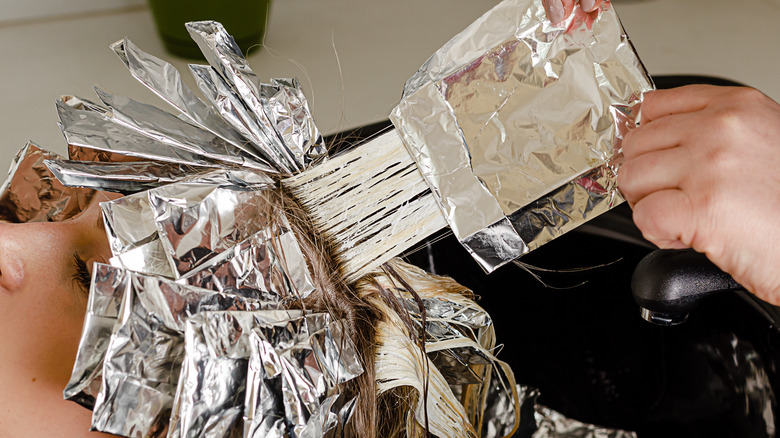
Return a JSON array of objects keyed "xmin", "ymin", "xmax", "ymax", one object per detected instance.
[
  {"xmin": 618, "ymin": 85, "xmax": 780, "ymax": 305},
  {"xmin": 541, "ymin": 2, "xmax": 780, "ymax": 306},
  {"xmin": 542, "ymin": 0, "xmax": 603, "ymax": 24},
  {"xmin": 0, "ymin": 191, "xmax": 119, "ymax": 437}
]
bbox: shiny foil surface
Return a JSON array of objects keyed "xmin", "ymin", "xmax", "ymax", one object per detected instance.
[
  {"xmin": 390, "ymin": 0, "xmax": 652, "ymax": 272},
  {"xmin": 91, "ymin": 265, "xmax": 274, "ymax": 437},
  {"xmin": 47, "ymin": 22, "xmax": 352, "ymax": 435},
  {"xmin": 64, "ymin": 263, "xmax": 130, "ymax": 409},
  {"xmin": 244, "ymin": 320, "xmax": 362, "ymax": 437},
  {"xmin": 404, "ymin": 296, "xmax": 519, "ymax": 437},
  {"xmin": 3, "ymin": 3, "xmax": 651, "ymax": 433},
  {"xmin": 44, "ymin": 159, "xmax": 209, "ymax": 194},
  {"xmin": 0, "ymin": 142, "xmax": 92, "ymax": 223},
  {"xmin": 57, "ymin": 95, "xmax": 229, "ymax": 169},
  {"xmin": 517, "ymin": 387, "xmax": 637, "ymax": 438},
  {"xmin": 99, "ymin": 169, "xmax": 315, "ymax": 301},
  {"xmin": 187, "ymin": 21, "xmax": 327, "ymax": 174},
  {"xmin": 61, "ymin": 22, "xmax": 326, "ymax": 177},
  {"xmin": 170, "ymin": 311, "xmax": 362, "ymax": 438},
  {"xmin": 111, "ymin": 38, "xmax": 270, "ymax": 166}
]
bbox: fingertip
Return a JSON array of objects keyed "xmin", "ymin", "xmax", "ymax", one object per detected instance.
[
  {"xmin": 581, "ymin": 0, "xmax": 597, "ymax": 12},
  {"xmin": 543, "ymin": 0, "xmax": 565, "ymax": 23}
]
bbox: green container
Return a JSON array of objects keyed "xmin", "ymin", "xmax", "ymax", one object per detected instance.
[{"xmin": 148, "ymin": 0, "xmax": 271, "ymax": 59}]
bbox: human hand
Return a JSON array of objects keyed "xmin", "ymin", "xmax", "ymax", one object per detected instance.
[
  {"xmin": 542, "ymin": 0, "xmax": 604, "ymax": 24},
  {"xmin": 618, "ymin": 85, "xmax": 780, "ymax": 305}
]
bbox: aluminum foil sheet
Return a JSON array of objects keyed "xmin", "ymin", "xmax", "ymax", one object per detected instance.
[
  {"xmin": 0, "ymin": 142, "xmax": 92, "ymax": 223},
  {"xmin": 403, "ymin": 296, "xmax": 519, "ymax": 437},
  {"xmin": 90, "ymin": 265, "xmax": 275, "ymax": 437},
  {"xmin": 101, "ymin": 189, "xmax": 174, "ymax": 277},
  {"xmin": 111, "ymin": 38, "xmax": 269, "ymax": 166},
  {"xmin": 186, "ymin": 21, "xmax": 327, "ymax": 173},
  {"xmin": 181, "ymin": 228, "xmax": 315, "ymax": 300},
  {"xmin": 44, "ymin": 159, "xmax": 209, "ymax": 194},
  {"xmin": 93, "ymin": 87, "xmax": 270, "ymax": 172},
  {"xmin": 170, "ymin": 311, "xmax": 362, "ymax": 438},
  {"xmin": 57, "ymin": 96, "xmax": 225, "ymax": 169},
  {"xmin": 517, "ymin": 387, "xmax": 636, "ymax": 438},
  {"xmin": 33, "ymin": 17, "xmax": 534, "ymax": 437},
  {"xmin": 146, "ymin": 170, "xmax": 275, "ymax": 276},
  {"xmin": 244, "ymin": 320, "xmax": 362, "ymax": 437},
  {"xmin": 261, "ymin": 77, "xmax": 328, "ymax": 170},
  {"xmin": 64, "ymin": 263, "xmax": 129, "ymax": 409},
  {"xmin": 390, "ymin": 0, "xmax": 652, "ymax": 272},
  {"xmin": 98, "ymin": 169, "xmax": 315, "ymax": 297}
]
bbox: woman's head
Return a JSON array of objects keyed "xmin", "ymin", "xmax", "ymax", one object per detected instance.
[
  {"xmin": 0, "ymin": 191, "xmax": 119, "ymax": 386},
  {"xmin": 0, "ymin": 189, "xmax": 120, "ymax": 437}
]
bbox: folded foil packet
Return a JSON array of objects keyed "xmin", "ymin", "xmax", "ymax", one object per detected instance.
[
  {"xmin": 63, "ymin": 263, "xmax": 282, "ymax": 411},
  {"xmin": 171, "ymin": 311, "xmax": 362, "ymax": 438},
  {"xmin": 90, "ymin": 265, "xmax": 277, "ymax": 437},
  {"xmin": 45, "ymin": 159, "xmax": 210, "ymax": 194},
  {"xmin": 391, "ymin": 0, "xmax": 653, "ymax": 271},
  {"xmin": 403, "ymin": 296, "xmax": 518, "ymax": 437},
  {"xmin": 64, "ymin": 263, "xmax": 128, "ymax": 409},
  {"xmin": 244, "ymin": 320, "xmax": 361, "ymax": 437},
  {"xmin": 18, "ymin": 0, "xmax": 653, "ymax": 434},
  {"xmin": 99, "ymin": 169, "xmax": 316, "ymax": 300},
  {"xmin": 0, "ymin": 142, "xmax": 92, "ymax": 223}
]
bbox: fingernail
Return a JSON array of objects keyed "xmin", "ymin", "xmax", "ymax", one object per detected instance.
[
  {"xmin": 581, "ymin": 0, "xmax": 597, "ymax": 12},
  {"xmin": 544, "ymin": 0, "xmax": 565, "ymax": 23}
]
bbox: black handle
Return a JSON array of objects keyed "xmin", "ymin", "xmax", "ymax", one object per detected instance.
[{"xmin": 631, "ymin": 248, "xmax": 742, "ymax": 323}]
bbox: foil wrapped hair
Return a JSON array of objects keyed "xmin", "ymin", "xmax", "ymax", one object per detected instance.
[
  {"xmin": 0, "ymin": 0, "xmax": 644, "ymax": 436},
  {"xmin": 1, "ymin": 18, "xmax": 524, "ymax": 438}
]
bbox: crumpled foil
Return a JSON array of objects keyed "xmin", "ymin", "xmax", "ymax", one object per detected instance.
[
  {"xmin": 64, "ymin": 263, "xmax": 128, "ymax": 409},
  {"xmin": 26, "ymin": 1, "xmax": 651, "ymax": 433},
  {"xmin": 49, "ymin": 22, "xmax": 345, "ymax": 435},
  {"xmin": 244, "ymin": 320, "xmax": 362, "ymax": 437},
  {"xmin": 90, "ymin": 265, "xmax": 276, "ymax": 437},
  {"xmin": 517, "ymin": 387, "xmax": 637, "ymax": 438},
  {"xmin": 0, "ymin": 142, "xmax": 92, "ymax": 223},
  {"xmin": 57, "ymin": 95, "xmax": 230, "ymax": 169},
  {"xmin": 111, "ymin": 38, "xmax": 271, "ymax": 168},
  {"xmin": 186, "ymin": 21, "xmax": 327, "ymax": 173},
  {"xmin": 170, "ymin": 311, "xmax": 362, "ymax": 438},
  {"xmin": 404, "ymin": 296, "xmax": 519, "ymax": 437},
  {"xmin": 44, "ymin": 159, "xmax": 208, "ymax": 194},
  {"xmin": 57, "ymin": 23, "xmax": 326, "ymax": 177},
  {"xmin": 99, "ymin": 169, "xmax": 316, "ymax": 301},
  {"xmin": 390, "ymin": 0, "xmax": 653, "ymax": 272}
]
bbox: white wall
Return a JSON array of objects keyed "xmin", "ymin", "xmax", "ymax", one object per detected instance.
[{"xmin": 0, "ymin": 0, "xmax": 145, "ymax": 24}]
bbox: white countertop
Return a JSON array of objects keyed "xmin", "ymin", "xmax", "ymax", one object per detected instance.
[{"xmin": 1, "ymin": 0, "xmax": 779, "ymax": 164}]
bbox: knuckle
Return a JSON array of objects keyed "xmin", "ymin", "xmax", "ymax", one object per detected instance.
[
  {"xmin": 731, "ymin": 86, "xmax": 764, "ymax": 103},
  {"xmin": 702, "ymin": 146, "xmax": 737, "ymax": 174},
  {"xmin": 708, "ymin": 106, "xmax": 745, "ymax": 133},
  {"xmin": 706, "ymin": 88, "xmax": 762, "ymax": 131}
]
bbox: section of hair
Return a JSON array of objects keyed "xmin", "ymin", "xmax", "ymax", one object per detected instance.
[{"xmin": 249, "ymin": 179, "xmax": 516, "ymax": 437}]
